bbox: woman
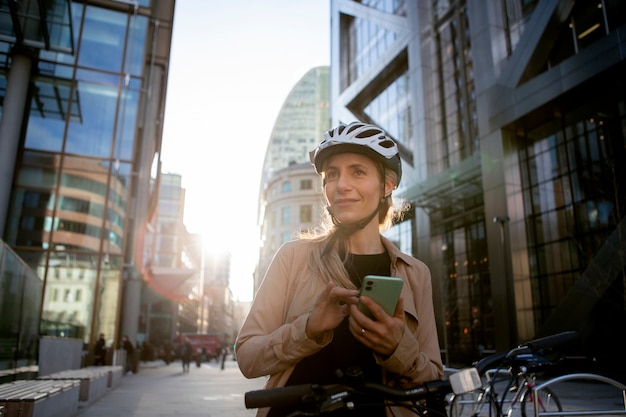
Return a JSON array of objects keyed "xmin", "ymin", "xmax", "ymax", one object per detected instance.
[{"xmin": 236, "ymin": 122, "xmax": 443, "ymax": 416}]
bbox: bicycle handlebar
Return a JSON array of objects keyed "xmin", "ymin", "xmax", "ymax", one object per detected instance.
[
  {"xmin": 245, "ymin": 384, "xmax": 327, "ymax": 409},
  {"xmin": 506, "ymin": 330, "xmax": 579, "ymax": 358},
  {"xmin": 245, "ymin": 379, "xmax": 454, "ymax": 410},
  {"xmin": 523, "ymin": 330, "xmax": 579, "ymax": 352},
  {"xmin": 474, "ymin": 331, "xmax": 580, "ymax": 375}
]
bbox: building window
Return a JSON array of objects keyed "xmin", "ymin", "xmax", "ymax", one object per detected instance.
[
  {"xmin": 281, "ymin": 207, "xmax": 291, "ymax": 226},
  {"xmin": 282, "ymin": 181, "xmax": 292, "ymax": 193},
  {"xmin": 300, "ymin": 205, "xmax": 312, "ymax": 223},
  {"xmin": 300, "ymin": 179, "xmax": 312, "ymax": 190},
  {"xmin": 520, "ymin": 103, "xmax": 626, "ymax": 325}
]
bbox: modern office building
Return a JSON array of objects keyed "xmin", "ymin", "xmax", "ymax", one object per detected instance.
[
  {"xmin": 330, "ymin": 0, "xmax": 625, "ymax": 374},
  {"xmin": 0, "ymin": 0, "xmax": 176, "ymax": 364},
  {"xmin": 260, "ymin": 66, "xmax": 330, "ymax": 185},
  {"xmin": 256, "ymin": 66, "xmax": 330, "ymax": 290},
  {"xmin": 138, "ymin": 173, "xmax": 196, "ymax": 349}
]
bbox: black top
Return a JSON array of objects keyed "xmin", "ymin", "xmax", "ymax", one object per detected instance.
[{"xmin": 267, "ymin": 252, "xmax": 391, "ymax": 417}]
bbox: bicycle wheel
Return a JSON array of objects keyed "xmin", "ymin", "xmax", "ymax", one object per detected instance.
[
  {"xmin": 449, "ymin": 390, "xmax": 501, "ymax": 417},
  {"xmin": 520, "ymin": 387, "xmax": 562, "ymax": 417}
]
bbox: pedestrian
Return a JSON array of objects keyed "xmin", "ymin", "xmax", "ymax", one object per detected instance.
[
  {"xmin": 181, "ymin": 338, "xmax": 192, "ymax": 373},
  {"xmin": 236, "ymin": 122, "xmax": 443, "ymax": 417},
  {"xmin": 220, "ymin": 347, "xmax": 227, "ymax": 370},
  {"xmin": 122, "ymin": 335, "xmax": 135, "ymax": 374},
  {"xmin": 94, "ymin": 333, "xmax": 107, "ymax": 366}
]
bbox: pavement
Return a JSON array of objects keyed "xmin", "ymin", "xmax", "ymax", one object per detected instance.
[
  {"xmin": 75, "ymin": 360, "xmax": 626, "ymax": 417},
  {"xmin": 77, "ymin": 359, "xmax": 266, "ymax": 417}
]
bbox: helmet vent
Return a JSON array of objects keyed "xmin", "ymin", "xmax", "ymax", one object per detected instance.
[
  {"xmin": 380, "ymin": 139, "xmax": 395, "ymax": 148},
  {"xmin": 355, "ymin": 128, "xmax": 382, "ymax": 138}
]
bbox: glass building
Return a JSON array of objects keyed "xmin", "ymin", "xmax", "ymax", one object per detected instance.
[
  {"xmin": 0, "ymin": 0, "xmax": 175, "ymax": 364},
  {"xmin": 260, "ymin": 66, "xmax": 330, "ymax": 185},
  {"xmin": 330, "ymin": 0, "xmax": 626, "ymax": 376}
]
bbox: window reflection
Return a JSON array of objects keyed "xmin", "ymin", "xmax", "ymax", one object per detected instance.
[
  {"xmin": 65, "ymin": 81, "xmax": 117, "ymax": 158},
  {"xmin": 125, "ymin": 15, "xmax": 148, "ymax": 76},
  {"xmin": 79, "ymin": 6, "xmax": 127, "ymax": 72},
  {"xmin": 115, "ymin": 89, "xmax": 139, "ymax": 161},
  {"xmin": 93, "ymin": 254, "xmax": 121, "ymax": 346}
]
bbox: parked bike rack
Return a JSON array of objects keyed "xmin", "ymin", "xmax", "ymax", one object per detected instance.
[{"xmin": 529, "ymin": 373, "xmax": 626, "ymax": 417}]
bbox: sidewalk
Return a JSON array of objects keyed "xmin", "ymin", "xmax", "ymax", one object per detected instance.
[{"xmin": 77, "ymin": 359, "xmax": 266, "ymax": 417}]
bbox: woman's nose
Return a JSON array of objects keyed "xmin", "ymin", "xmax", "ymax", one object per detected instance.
[{"xmin": 336, "ymin": 173, "xmax": 351, "ymax": 190}]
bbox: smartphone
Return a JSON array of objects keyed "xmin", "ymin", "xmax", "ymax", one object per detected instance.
[{"xmin": 357, "ymin": 275, "xmax": 403, "ymax": 319}]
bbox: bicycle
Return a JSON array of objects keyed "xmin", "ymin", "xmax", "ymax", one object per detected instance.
[
  {"xmin": 448, "ymin": 331, "xmax": 580, "ymax": 417},
  {"xmin": 245, "ymin": 366, "xmax": 482, "ymax": 416}
]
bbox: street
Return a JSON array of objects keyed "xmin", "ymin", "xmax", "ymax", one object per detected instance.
[{"xmin": 78, "ymin": 359, "xmax": 266, "ymax": 417}]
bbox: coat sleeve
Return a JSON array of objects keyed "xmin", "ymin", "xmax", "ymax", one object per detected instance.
[
  {"xmin": 235, "ymin": 243, "xmax": 331, "ymax": 379},
  {"xmin": 377, "ymin": 261, "xmax": 443, "ymax": 386}
]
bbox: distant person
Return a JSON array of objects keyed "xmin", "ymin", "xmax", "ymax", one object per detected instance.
[
  {"xmin": 220, "ymin": 347, "xmax": 227, "ymax": 370},
  {"xmin": 94, "ymin": 333, "xmax": 107, "ymax": 366},
  {"xmin": 181, "ymin": 338, "xmax": 193, "ymax": 373},
  {"xmin": 122, "ymin": 335, "xmax": 136, "ymax": 374}
]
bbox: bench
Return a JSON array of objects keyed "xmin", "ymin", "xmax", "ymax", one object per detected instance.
[
  {"xmin": 37, "ymin": 367, "xmax": 109, "ymax": 404},
  {"xmin": 83, "ymin": 365, "xmax": 124, "ymax": 389},
  {"xmin": 0, "ymin": 365, "xmax": 39, "ymax": 384},
  {"xmin": 0, "ymin": 379, "xmax": 80, "ymax": 417}
]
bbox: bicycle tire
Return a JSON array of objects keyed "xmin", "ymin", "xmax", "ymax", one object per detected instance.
[
  {"xmin": 449, "ymin": 390, "xmax": 500, "ymax": 417},
  {"xmin": 519, "ymin": 387, "xmax": 562, "ymax": 417}
]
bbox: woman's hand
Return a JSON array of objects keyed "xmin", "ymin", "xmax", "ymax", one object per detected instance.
[
  {"xmin": 348, "ymin": 295, "xmax": 406, "ymax": 356},
  {"xmin": 305, "ymin": 282, "xmax": 359, "ymax": 340}
]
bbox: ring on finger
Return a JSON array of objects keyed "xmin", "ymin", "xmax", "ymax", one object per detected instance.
[{"xmin": 360, "ymin": 328, "xmax": 366, "ymax": 334}]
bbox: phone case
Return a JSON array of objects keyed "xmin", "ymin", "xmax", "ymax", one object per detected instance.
[{"xmin": 357, "ymin": 275, "xmax": 403, "ymax": 319}]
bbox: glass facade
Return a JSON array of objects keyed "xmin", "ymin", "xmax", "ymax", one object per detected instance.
[
  {"xmin": 261, "ymin": 66, "xmax": 330, "ymax": 184},
  {"xmin": 0, "ymin": 0, "xmax": 174, "ymax": 360},
  {"xmin": 520, "ymin": 99, "xmax": 626, "ymax": 329},
  {"xmin": 331, "ymin": 0, "xmax": 626, "ymax": 373}
]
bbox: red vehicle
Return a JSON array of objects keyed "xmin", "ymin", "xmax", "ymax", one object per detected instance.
[{"xmin": 173, "ymin": 333, "xmax": 222, "ymax": 363}]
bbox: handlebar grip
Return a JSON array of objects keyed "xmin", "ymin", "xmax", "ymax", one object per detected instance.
[
  {"xmin": 524, "ymin": 331, "xmax": 579, "ymax": 352},
  {"xmin": 245, "ymin": 384, "xmax": 317, "ymax": 409},
  {"xmin": 361, "ymin": 379, "xmax": 452, "ymax": 400},
  {"xmin": 423, "ymin": 379, "xmax": 453, "ymax": 395},
  {"xmin": 474, "ymin": 351, "xmax": 508, "ymax": 375}
]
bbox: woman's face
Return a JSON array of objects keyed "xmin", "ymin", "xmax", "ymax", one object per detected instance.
[{"xmin": 322, "ymin": 152, "xmax": 390, "ymax": 226}]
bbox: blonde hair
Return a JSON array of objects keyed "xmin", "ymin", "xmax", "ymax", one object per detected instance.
[{"xmin": 299, "ymin": 169, "xmax": 409, "ymax": 290}]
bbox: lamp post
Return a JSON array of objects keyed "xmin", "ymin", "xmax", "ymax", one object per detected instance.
[
  {"xmin": 493, "ymin": 216, "xmax": 517, "ymax": 346},
  {"xmin": 197, "ymin": 237, "xmax": 206, "ymax": 334}
]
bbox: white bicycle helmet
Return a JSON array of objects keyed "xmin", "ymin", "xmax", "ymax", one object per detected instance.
[{"xmin": 309, "ymin": 122, "xmax": 402, "ymax": 184}]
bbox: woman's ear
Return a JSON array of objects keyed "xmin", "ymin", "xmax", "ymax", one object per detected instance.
[{"xmin": 384, "ymin": 176, "xmax": 396, "ymax": 198}]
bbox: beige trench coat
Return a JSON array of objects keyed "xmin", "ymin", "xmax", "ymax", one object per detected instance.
[{"xmin": 236, "ymin": 236, "xmax": 443, "ymax": 417}]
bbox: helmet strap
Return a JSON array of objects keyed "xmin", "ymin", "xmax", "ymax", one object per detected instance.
[{"xmin": 321, "ymin": 203, "xmax": 382, "ymax": 258}]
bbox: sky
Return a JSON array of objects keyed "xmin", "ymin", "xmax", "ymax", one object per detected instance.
[{"xmin": 160, "ymin": 1, "xmax": 331, "ymax": 301}]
